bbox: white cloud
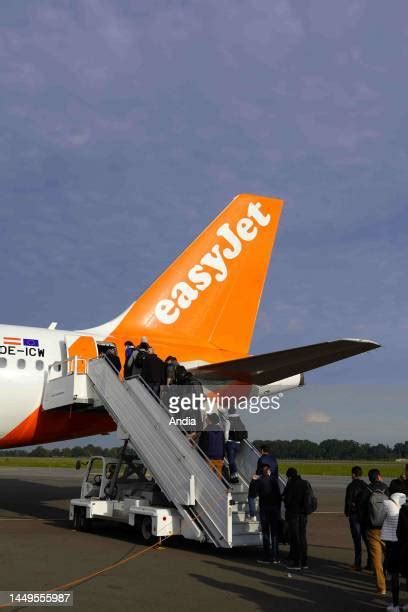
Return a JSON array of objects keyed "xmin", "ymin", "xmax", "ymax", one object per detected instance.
[{"xmin": 304, "ymin": 411, "xmax": 331, "ymax": 424}]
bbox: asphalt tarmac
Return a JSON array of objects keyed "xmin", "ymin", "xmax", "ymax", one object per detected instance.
[{"xmin": 0, "ymin": 470, "xmax": 400, "ymax": 611}]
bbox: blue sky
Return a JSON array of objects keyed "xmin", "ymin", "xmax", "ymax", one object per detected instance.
[{"xmin": 0, "ymin": 1, "xmax": 406, "ymax": 444}]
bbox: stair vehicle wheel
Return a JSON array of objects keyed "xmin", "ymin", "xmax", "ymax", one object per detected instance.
[
  {"xmin": 140, "ymin": 516, "xmax": 157, "ymax": 544},
  {"xmin": 73, "ymin": 506, "xmax": 91, "ymax": 532}
]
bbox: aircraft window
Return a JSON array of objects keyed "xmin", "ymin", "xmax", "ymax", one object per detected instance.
[
  {"xmin": 17, "ymin": 359, "xmax": 26, "ymax": 370},
  {"xmin": 0, "ymin": 358, "xmax": 6, "ymax": 368},
  {"xmin": 53, "ymin": 363, "xmax": 62, "ymax": 372},
  {"xmin": 36, "ymin": 360, "xmax": 44, "ymax": 371}
]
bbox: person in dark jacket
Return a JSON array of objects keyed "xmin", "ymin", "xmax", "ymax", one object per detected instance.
[
  {"xmin": 255, "ymin": 464, "xmax": 282, "ymax": 564},
  {"xmin": 173, "ymin": 366, "xmax": 203, "ymax": 439},
  {"xmin": 256, "ymin": 446, "xmax": 278, "ymax": 478},
  {"xmin": 160, "ymin": 356, "xmax": 179, "ymax": 409},
  {"xmin": 105, "ymin": 347, "xmax": 121, "ymax": 374},
  {"xmin": 283, "ymin": 467, "xmax": 310, "ymax": 570},
  {"xmin": 344, "ymin": 465, "xmax": 370, "ymax": 571},
  {"xmin": 126, "ymin": 341, "xmax": 150, "ymax": 379},
  {"xmin": 140, "ymin": 349, "xmax": 165, "ymax": 396},
  {"xmin": 247, "ymin": 446, "xmax": 279, "ymax": 522},
  {"xmin": 397, "ymin": 502, "xmax": 408, "ymax": 582},
  {"xmin": 123, "ymin": 340, "xmax": 135, "ymax": 378},
  {"xmin": 389, "ymin": 465, "xmax": 408, "ymax": 496},
  {"xmin": 163, "ymin": 356, "xmax": 179, "ymax": 385},
  {"xmin": 198, "ymin": 413, "xmax": 225, "ymax": 478},
  {"xmin": 355, "ymin": 468, "xmax": 389, "ymax": 595},
  {"xmin": 124, "ymin": 340, "xmax": 135, "ymax": 360}
]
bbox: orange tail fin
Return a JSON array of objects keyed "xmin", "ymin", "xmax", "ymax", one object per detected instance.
[{"xmin": 102, "ymin": 194, "xmax": 283, "ymax": 355}]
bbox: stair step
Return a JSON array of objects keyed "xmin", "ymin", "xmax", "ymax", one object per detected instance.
[
  {"xmin": 232, "ymin": 521, "xmax": 261, "ymax": 535},
  {"xmin": 232, "ymin": 510, "xmax": 247, "ymax": 522},
  {"xmin": 232, "ymin": 532, "xmax": 263, "ymax": 547},
  {"xmin": 229, "ymin": 483, "xmax": 247, "ymax": 493},
  {"xmin": 231, "ymin": 491, "xmax": 249, "ymax": 501},
  {"xmin": 233, "ymin": 501, "xmax": 250, "ymax": 512}
]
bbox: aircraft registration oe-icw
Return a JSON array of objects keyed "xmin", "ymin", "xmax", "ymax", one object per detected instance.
[{"xmin": 0, "ymin": 194, "xmax": 380, "ymax": 449}]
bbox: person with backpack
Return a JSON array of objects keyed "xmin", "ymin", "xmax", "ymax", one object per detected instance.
[
  {"xmin": 225, "ymin": 407, "xmax": 248, "ymax": 484},
  {"xmin": 255, "ymin": 464, "xmax": 282, "ymax": 564},
  {"xmin": 381, "ymin": 492, "xmax": 406, "ymax": 611},
  {"xmin": 123, "ymin": 340, "xmax": 135, "ymax": 378},
  {"xmin": 163, "ymin": 356, "xmax": 179, "ymax": 385},
  {"xmin": 139, "ymin": 347, "xmax": 165, "ymax": 397},
  {"xmin": 198, "ymin": 413, "xmax": 225, "ymax": 478},
  {"xmin": 344, "ymin": 465, "xmax": 370, "ymax": 571},
  {"xmin": 283, "ymin": 467, "xmax": 316, "ymax": 570},
  {"xmin": 125, "ymin": 341, "xmax": 150, "ymax": 379},
  {"xmin": 160, "ymin": 356, "xmax": 179, "ymax": 409},
  {"xmin": 105, "ymin": 346, "xmax": 121, "ymax": 374},
  {"xmin": 356, "ymin": 468, "xmax": 389, "ymax": 595}
]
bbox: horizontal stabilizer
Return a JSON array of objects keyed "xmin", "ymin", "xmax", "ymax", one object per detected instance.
[{"xmin": 190, "ymin": 339, "xmax": 380, "ymax": 385}]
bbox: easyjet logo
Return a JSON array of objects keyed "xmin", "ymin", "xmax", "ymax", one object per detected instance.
[{"xmin": 155, "ymin": 201, "xmax": 271, "ymax": 325}]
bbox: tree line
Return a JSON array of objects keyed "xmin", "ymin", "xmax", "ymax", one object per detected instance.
[
  {"xmin": 1, "ymin": 439, "xmax": 408, "ymax": 460},
  {"xmin": 253, "ymin": 439, "xmax": 408, "ymax": 460},
  {"xmin": 0, "ymin": 444, "xmax": 123, "ymax": 458}
]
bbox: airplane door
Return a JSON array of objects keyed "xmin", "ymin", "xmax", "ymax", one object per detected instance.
[{"xmin": 65, "ymin": 335, "xmax": 98, "ymax": 374}]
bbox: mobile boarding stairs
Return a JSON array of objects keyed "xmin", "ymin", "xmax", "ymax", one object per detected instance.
[{"xmin": 43, "ymin": 355, "xmax": 284, "ymax": 548}]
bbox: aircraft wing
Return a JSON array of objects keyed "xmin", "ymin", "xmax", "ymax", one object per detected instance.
[{"xmin": 190, "ymin": 339, "xmax": 380, "ymax": 385}]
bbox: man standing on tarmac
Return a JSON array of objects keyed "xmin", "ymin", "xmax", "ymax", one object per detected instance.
[
  {"xmin": 389, "ymin": 464, "xmax": 408, "ymax": 496},
  {"xmin": 344, "ymin": 466, "xmax": 370, "ymax": 571},
  {"xmin": 283, "ymin": 467, "xmax": 313, "ymax": 571},
  {"xmin": 356, "ymin": 468, "xmax": 389, "ymax": 595},
  {"xmin": 255, "ymin": 464, "xmax": 281, "ymax": 565}
]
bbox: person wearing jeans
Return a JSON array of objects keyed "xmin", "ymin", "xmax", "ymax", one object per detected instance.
[
  {"xmin": 255, "ymin": 465, "xmax": 281, "ymax": 564},
  {"xmin": 344, "ymin": 465, "xmax": 370, "ymax": 570},
  {"xmin": 226, "ymin": 440, "xmax": 240, "ymax": 483},
  {"xmin": 349, "ymin": 514, "xmax": 371, "ymax": 569},
  {"xmin": 283, "ymin": 467, "xmax": 311, "ymax": 570},
  {"xmin": 224, "ymin": 407, "xmax": 248, "ymax": 484},
  {"xmin": 381, "ymin": 492, "xmax": 406, "ymax": 611},
  {"xmin": 247, "ymin": 476, "xmax": 259, "ymax": 521},
  {"xmin": 287, "ymin": 514, "xmax": 308, "ymax": 569},
  {"xmin": 356, "ymin": 468, "xmax": 389, "ymax": 594},
  {"xmin": 247, "ymin": 446, "xmax": 279, "ymax": 522}
]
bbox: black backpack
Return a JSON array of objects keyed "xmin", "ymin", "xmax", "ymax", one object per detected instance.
[
  {"xmin": 134, "ymin": 349, "xmax": 148, "ymax": 370},
  {"xmin": 304, "ymin": 481, "xmax": 318, "ymax": 515},
  {"xmin": 165, "ymin": 362, "xmax": 177, "ymax": 384}
]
